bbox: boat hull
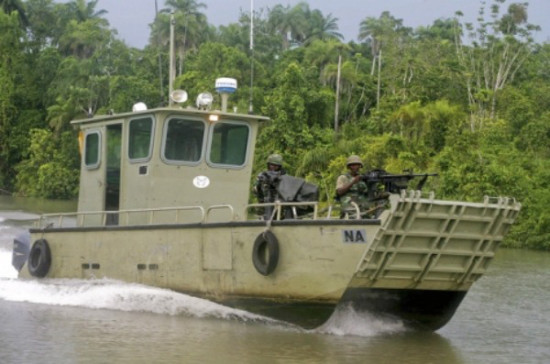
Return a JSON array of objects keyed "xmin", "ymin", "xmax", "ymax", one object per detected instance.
[
  {"xmin": 16, "ymin": 193, "xmax": 521, "ymax": 330},
  {"xmin": 20, "ymin": 220, "xmax": 379, "ymax": 328},
  {"xmin": 339, "ymin": 287, "xmax": 467, "ymax": 330},
  {"xmin": 211, "ymin": 295, "xmax": 336, "ymax": 329},
  {"xmin": 196, "ymin": 287, "xmax": 466, "ymax": 330}
]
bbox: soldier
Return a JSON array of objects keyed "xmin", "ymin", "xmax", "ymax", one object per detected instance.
[
  {"xmin": 335, "ymin": 155, "xmax": 370, "ymax": 218},
  {"xmin": 253, "ymin": 154, "xmax": 286, "ymax": 219}
]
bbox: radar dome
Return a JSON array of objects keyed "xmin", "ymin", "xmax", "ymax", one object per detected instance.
[{"xmin": 215, "ymin": 78, "xmax": 237, "ymax": 93}]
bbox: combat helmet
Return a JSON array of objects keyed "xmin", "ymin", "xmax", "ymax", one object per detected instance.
[
  {"xmin": 267, "ymin": 153, "xmax": 283, "ymax": 166},
  {"xmin": 346, "ymin": 155, "xmax": 363, "ymax": 167}
]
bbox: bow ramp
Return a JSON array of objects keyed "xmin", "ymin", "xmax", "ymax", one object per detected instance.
[{"xmin": 341, "ymin": 191, "xmax": 521, "ymax": 330}]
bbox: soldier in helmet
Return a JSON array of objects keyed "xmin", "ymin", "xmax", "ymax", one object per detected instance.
[
  {"xmin": 336, "ymin": 155, "xmax": 370, "ymax": 218},
  {"xmin": 254, "ymin": 154, "xmax": 286, "ymax": 219}
]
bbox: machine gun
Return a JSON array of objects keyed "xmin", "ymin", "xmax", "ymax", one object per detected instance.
[
  {"xmin": 256, "ymin": 171, "xmax": 282, "ymax": 202},
  {"xmin": 255, "ymin": 171, "xmax": 319, "ymax": 220},
  {"xmin": 362, "ymin": 169, "xmax": 438, "ymax": 200},
  {"xmin": 254, "ymin": 170, "xmax": 282, "ymax": 220}
]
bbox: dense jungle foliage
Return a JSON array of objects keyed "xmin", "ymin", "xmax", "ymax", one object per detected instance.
[{"xmin": 0, "ymin": 0, "xmax": 549, "ymax": 249}]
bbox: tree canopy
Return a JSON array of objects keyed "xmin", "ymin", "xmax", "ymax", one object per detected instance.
[{"xmin": 0, "ymin": 0, "xmax": 548, "ymax": 249}]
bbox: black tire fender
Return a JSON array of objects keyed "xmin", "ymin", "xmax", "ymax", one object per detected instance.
[
  {"xmin": 28, "ymin": 239, "xmax": 51, "ymax": 278},
  {"xmin": 252, "ymin": 231, "xmax": 279, "ymax": 276}
]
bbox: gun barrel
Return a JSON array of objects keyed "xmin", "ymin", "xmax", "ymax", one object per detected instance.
[{"xmin": 382, "ymin": 173, "xmax": 438, "ymax": 179}]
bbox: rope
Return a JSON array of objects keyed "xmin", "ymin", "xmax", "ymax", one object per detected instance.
[{"xmin": 263, "ymin": 201, "xmax": 280, "ymax": 233}]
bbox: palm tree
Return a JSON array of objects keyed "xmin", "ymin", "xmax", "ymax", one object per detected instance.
[
  {"xmin": 57, "ymin": 18, "xmax": 110, "ymax": 58},
  {"xmin": 151, "ymin": 0, "xmax": 210, "ymax": 75},
  {"xmin": 164, "ymin": 0, "xmax": 206, "ymax": 15},
  {"xmin": 359, "ymin": 11, "xmax": 407, "ymax": 75},
  {"xmin": 359, "ymin": 12, "xmax": 410, "ymax": 108},
  {"xmin": 56, "ymin": 0, "xmax": 110, "ymax": 58},
  {"xmin": 303, "ymin": 9, "xmax": 343, "ymax": 45},
  {"xmin": 267, "ymin": 3, "xmax": 308, "ymax": 49},
  {"xmin": 66, "ymin": 0, "xmax": 107, "ymax": 23},
  {"xmin": 305, "ymin": 39, "xmax": 346, "ymax": 83}
]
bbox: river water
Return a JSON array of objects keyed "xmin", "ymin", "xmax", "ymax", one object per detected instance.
[{"xmin": 0, "ymin": 196, "xmax": 549, "ymax": 363}]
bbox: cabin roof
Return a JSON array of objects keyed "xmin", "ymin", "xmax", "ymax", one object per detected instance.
[{"xmin": 70, "ymin": 107, "xmax": 270, "ymax": 126}]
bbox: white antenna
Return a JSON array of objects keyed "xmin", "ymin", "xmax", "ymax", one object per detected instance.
[
  {"xmin": 155, "ymin": 0, "xmax": 164, "ymax": 104},
  {"xmin": 250, "ymin": 0, "xmax": 254, "ymax": 51},
  {"xmin": 248, "ymin": 0, "xmax": 254, "ymax": 114},
  {"xmin": 169, "ymin": 11, "xmax": 176, "ymax": 106}
]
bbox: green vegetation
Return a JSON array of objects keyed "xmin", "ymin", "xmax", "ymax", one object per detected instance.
[{"xmin": 0, "ymin": 0, "xmax": 548, "ymax": 249}]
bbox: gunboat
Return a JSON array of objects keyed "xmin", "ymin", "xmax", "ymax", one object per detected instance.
[{"xmin": 12, "ymin": 82, "xmax": 521, "ymax": 330}]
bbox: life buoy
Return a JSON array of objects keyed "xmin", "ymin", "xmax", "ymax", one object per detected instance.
[
  {"xmin": 252, "ymin": 231, "xmax": 279, "ymax": 276},
  {"xmin": 28, "ymin": 239, "xmax": 51, "ymax": 278}
]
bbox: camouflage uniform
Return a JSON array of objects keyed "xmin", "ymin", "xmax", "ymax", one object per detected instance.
[
  {"xmin": 336, "ymin": 155, "xmax": 392, "ymax": 218},
  {"xmin": 336, "ymin": 173, "xmax": 370, "ymax": 214},
  {"xmin": 254, "ymin": 154, "xmax": 285, "ymax": 203},
  {"xmin": 336, "ymin": 155, "xmax": 371, "ymax": 217},
  {"xmin": 254, "ymin": 154, "xmax": 285, "ymax": 219}
]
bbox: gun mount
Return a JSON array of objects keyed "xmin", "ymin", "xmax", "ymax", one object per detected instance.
[{"xmin": 362, "ymin": 169, "xmax": 438, "ymax": 195}]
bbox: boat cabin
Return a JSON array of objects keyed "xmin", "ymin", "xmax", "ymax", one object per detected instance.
[{"xmin": 73, "ymin": 107, "xmax": 268, "ymax": 225}]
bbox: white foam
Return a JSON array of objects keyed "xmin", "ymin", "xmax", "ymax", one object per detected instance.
[
  {"xmin": 0, "ymin": 276, "xmax": 279, "ymax": 325},
  {"xmin": 0, "ymin": 248, "xmax": 402, "ymax": 337},
  {"xmin": 314, "ymin": 303, "xmax": 406, "ymax": 337},
  {"xmin": 0, "ymin": 250, "xmax": 18, "ymax": 279},
  {"xmin": 0, "ymin": 247, "xmax": 277, "ymax": 324}
]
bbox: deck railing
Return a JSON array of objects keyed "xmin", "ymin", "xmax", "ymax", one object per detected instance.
[
  {"xmin": 32, "ymin": 191, "xmax": 520, "ymax": 230},
  {"xmin": 33, "ymin": 201, "xmax": 328, "ymax": 229},
  {"xmin": 34, "ymin": 205, "xmax": 205, "ymax": 229}
]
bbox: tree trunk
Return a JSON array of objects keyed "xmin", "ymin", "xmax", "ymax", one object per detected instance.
[
  {"xmin": 376, "ymin": 50, "xmax": 382, "ymax": 109},
  {"xmin": 334, "ymin": 53, "xmax": 342, "ymax": 132}
]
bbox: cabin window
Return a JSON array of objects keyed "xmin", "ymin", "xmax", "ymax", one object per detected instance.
[
  {"xmin": 162, "ymin": 117, "xmax": 205, "ymax": 163},
  {"xmin": 128, "ymin": 116, "xmax": 154, "ymax": 162},
  {"xmin": 208, "ymin": 122, "xmax": 250, "ymax": 167},
  {"xmin": 84, "ymin": 131, "xmax": 101, "ymax": 169}
]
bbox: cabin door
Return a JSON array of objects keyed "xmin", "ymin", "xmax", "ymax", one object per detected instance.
[{"xmin": 105, "ymin": 124, "xmax": 122, "ymax": 224}]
